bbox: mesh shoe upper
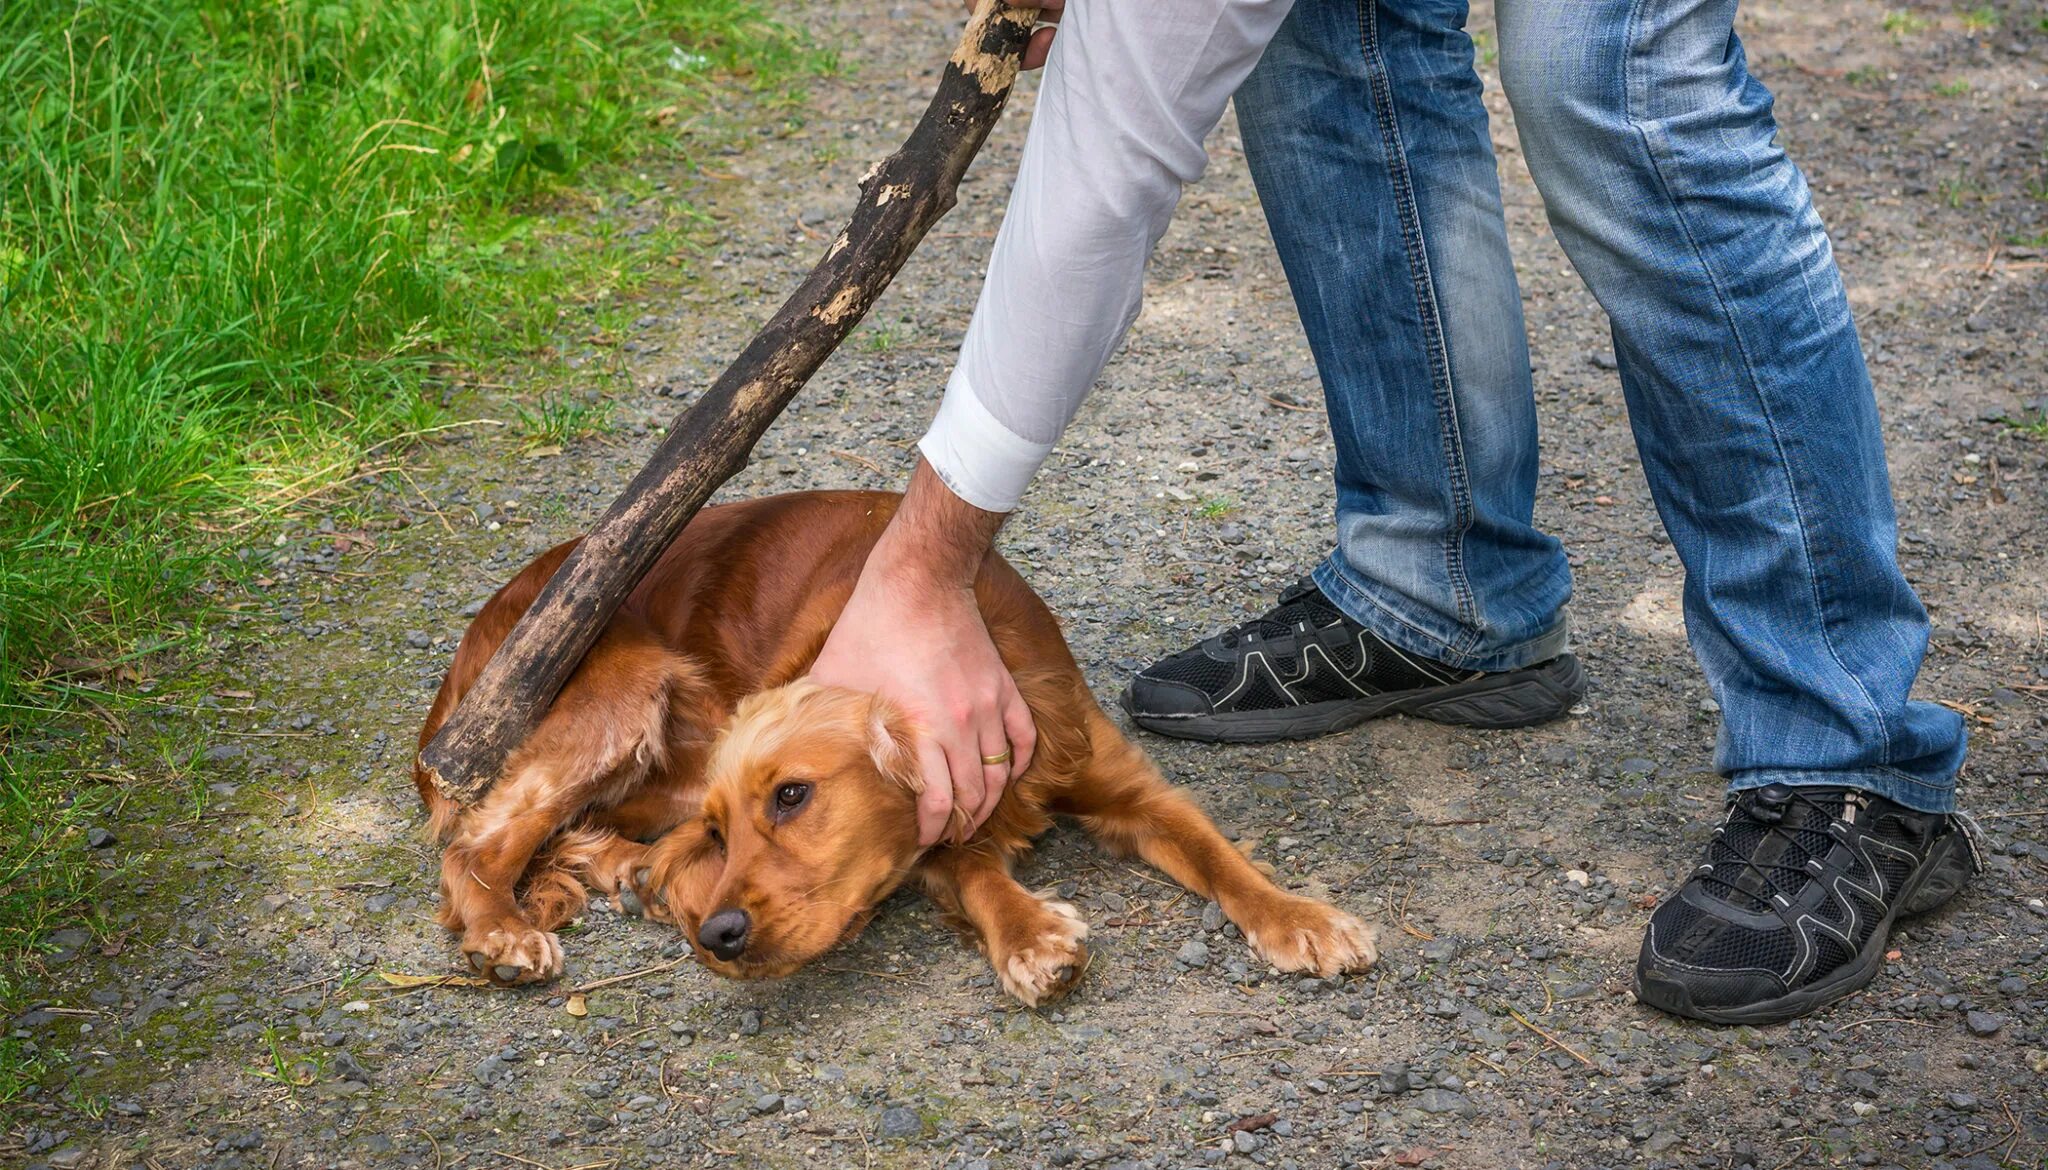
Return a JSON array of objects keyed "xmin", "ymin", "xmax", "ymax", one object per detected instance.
[
  {"xmin": 1127, "ymin": 579, "xmax": 1473, "ymax": 717},
  {"xmin": 1639, "ymin": 784, "xmax": 1975, "ymax": 1012}
]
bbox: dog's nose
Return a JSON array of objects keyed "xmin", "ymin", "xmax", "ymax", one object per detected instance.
[{"xmin": 697, "ymin": 908, "xmax": 751, "ymax": 961}]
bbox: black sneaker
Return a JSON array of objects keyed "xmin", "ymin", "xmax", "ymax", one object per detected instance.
[
  {"xmin": 1117, "ymin": 579, "xmax": 1585, "ymax": 743},
  {"xmin": 1635, "ymin": 784, "xmax": 1981, "ymax": 1025}
]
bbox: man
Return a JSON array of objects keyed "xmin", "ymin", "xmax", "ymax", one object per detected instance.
[{"xmin": 811, "ymin": 0, "xmax": 1978, "ymax": 1024}]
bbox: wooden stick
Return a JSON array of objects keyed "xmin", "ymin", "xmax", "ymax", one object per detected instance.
[{"xmin": 418, "ymin": 1, "xmax": 1041, "ymax": 802}]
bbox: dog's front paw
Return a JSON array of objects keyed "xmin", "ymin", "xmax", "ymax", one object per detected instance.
[
  {"xmin": 1240, "ymin": 895, "xmax": 1378, "ymax": 978},
  {"xmin": 993, "ymin": 895, "xmax": 1090, "ymax": 1007},
  {"xmin": 463, "ymin": 922, "xmax": 565, "ymax": 985}
]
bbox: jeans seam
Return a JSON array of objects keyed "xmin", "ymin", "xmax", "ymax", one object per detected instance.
[
  {"xmin": 1356, "ymin": 0, "xmax": 1480, "ymax": 658},
  {"xmin": 1616, "ymin": 0, "xmax": 1894, "ymax": 762}
]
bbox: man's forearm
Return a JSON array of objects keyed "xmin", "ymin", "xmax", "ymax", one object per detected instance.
[
  {"xmin": 869, "ymin": 458, "xmax": 1007, "ymax": 590},
  {"xmin": 916, "ymin": 0, "xmax": 1296, "ymax": 514}
]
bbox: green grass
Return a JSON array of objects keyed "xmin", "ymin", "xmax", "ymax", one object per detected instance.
[
  {"xmin": 1939, "ymin": 167, "xmax": 1983, "ymax": 207},
  {"xmin": 857, "ymin": 320, "xmax": 910, "ymax": 353},
  {"xmin": 1960, "ymin": 5, "xmax": 1999, "ymax": 33},
  {"xmin": 0, "ymin": 0, "xmax": 821, "ymax": 991},
  {"xmin": 516, "ymin": 393, "xmax": 615, "ymax": 448},
  {"xmin": 2000, "ymin": 410, "xmax": 2048, "ymax": 440},
  {"xmin": 1933, "ymin": 78, "xmax": 1971, "ymax": 97},
  {"xmin": 1882, "ymin": 8, "xmax": 1931, "ymax": 37}
]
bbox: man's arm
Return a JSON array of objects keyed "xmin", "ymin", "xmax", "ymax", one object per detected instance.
[
  {"xmin": 812, "ymin": 0, "xmax": 1295, "ymax": 845},
  {"xmin": 809, "ymin": 458, "xmax": 1033, "ymax": 846}
]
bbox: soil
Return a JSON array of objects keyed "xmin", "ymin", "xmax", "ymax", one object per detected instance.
[{"xmin": 7, "ymin": 1, "xmax": 2046, "ymax": 1168}]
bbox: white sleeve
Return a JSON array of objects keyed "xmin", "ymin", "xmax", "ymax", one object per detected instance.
[{"xmin": 917, "ymin": 0, "xmax": 1296, "ymax": 514}]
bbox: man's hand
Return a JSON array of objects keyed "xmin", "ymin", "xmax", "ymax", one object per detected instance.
[
  {"xmin": 968, "ymin": 0, "xmax": 1063, "ymax": 71},
  {"xmin": 809, "ymin": 459, "xmax": 1037, "ymax": 846}
]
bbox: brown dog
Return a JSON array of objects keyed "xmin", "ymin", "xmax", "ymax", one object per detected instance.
[{"xmin": 416, "ymin": 491, "xmax": 1376, "ymax": 1004}]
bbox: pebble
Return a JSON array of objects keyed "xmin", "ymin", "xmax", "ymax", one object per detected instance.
[
  {"xmin": 1416, "ymin": 1088, "xmax": 1475, "ymax": 1117},
  {"xmin": 752, "ymin": 1093, "xmax": 783, "ymax": 1115},
  {"xmin": 85, "ymin": 827, "xmax": 117, "ymax": 849},
  {"xmin": 877, "ymin": 1106, "xmax": 922, "ymax": 1139},
  {"xmin": 1964, "ymin": 1010, "xmax": 2004, "ymax": 1036},
  {"xmin": 1176, "ymin": 939, "xmax": 1211, "ymax": 968}
]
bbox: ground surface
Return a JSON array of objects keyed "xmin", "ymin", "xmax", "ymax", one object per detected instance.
[{"xmin": 7, "ymin": 1, "xmax": 2047, "ymax": 1167}]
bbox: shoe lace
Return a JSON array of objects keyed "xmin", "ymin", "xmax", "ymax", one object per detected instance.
[
  {"xmin": 1697, "ymin": 788, "xmax": 1850, "ymax": 913},
  {"xmin": 1214, "ymin": 580, "xmax": 1343, "ymax": 650}
]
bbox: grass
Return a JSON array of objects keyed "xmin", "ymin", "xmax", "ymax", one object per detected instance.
[
  {"xmin": 0, "ymin": 0, "xmax": 822, "ymax": 1001},
  {"xmin": 858, "ymin": 320, "xmax": 911, "ymax": 353},
  {"xmin": 1999, "ymin": 410, "xmax": 2048, "ymax": 440},
  {"xmin": 1882, "ymin": 8, "xmax": 1931, "ymax": 37},
  {"xmin": 1933, "ymin": 78, "xmax": 1971, "ymax": 97},
  {"xmin": 1960, "ymin": 5, "xmax": 1999, "ymax": 33},
  {"xmin": 516, "ymin": 393, "xmax": 616, "ymax": 448},
  {"xmin": 1939, "ymin": 168, "xmax": 1983, "ymax": 207}
]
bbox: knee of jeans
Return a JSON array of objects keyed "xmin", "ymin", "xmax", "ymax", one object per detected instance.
[{"xmin": 1497, "ymin": 39, "xmax": 1616, "ymax": 161}]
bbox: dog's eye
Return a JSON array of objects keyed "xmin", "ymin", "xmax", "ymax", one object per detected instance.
[
  {"xmin": 773, "ymin": 782, "xmax": 811, "ymax": 813},
  {"xmin": 704, "ymin": 823, "xmax": 724, "ymax": 853}
]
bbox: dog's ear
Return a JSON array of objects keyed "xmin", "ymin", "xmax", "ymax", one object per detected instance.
[{"xmin": 864, "ymin": 695, "xmax": 922, "ymax": 794}]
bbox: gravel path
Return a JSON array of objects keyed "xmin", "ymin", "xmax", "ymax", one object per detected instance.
[{"xmin": 8, "ymin": 2, "xmax": 2045, "ymax": 1168}]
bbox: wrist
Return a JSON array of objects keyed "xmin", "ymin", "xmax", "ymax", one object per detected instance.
[
  {"xmin": 864, "ymin": 457, "xmax": 1004, "ymax": 594},
  {"xmin": 865, "ymin": 525, "xmax": 981, "ymax": 596}
]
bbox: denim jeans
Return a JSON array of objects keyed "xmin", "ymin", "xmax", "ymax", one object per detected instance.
[{"xmin": 1233, "ymin": 0, "xmax": 1966, "ymax": 811}]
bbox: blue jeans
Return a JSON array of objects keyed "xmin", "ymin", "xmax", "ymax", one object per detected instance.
[{"xmin": 1232, "ymin": 0, "xmax": 1966, "ymax": 812}]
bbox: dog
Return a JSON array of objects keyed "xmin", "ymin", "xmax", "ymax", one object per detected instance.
[{"xmin": 415, "ymin": 491, "xmax": 1377, "ymax": 1005}]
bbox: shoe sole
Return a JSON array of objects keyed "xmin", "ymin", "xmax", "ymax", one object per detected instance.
[
  {"xmin": 1633, "ymin": 825, "xmax": 1977, "ymax": 1026},
  {"xmin": 1119, "ymin": 654, "xmax": 1586, "ymax": 744}
]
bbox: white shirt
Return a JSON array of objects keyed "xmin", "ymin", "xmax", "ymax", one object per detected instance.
[{"xmin": 917, "ymin": 0, "xmax": 1295, "ymax": 513}]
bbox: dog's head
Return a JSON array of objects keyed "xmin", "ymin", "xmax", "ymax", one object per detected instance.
[{"xmin": 641, "ymin": 679, "xmax": 925, "ymax": 980}]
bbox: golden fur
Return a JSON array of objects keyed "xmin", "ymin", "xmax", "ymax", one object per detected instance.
[{"xmin": 416, "ymin": 491, "xmax": 1377, "ymax": 1003}]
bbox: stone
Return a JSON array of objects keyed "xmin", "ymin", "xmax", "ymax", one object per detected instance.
[
  {"xmin": 1416, "ymin": 1088, "xmax": 1473, "ymax": 1117},
  {"xmin": 85, "ymin": 827, "xmax": 117, "ymax": 849},
  {"xmin": 877, "ymin": 1106, "xmax": 923, "ymax": 1139},
  {"xmin": 1176, "ymin": 939, "xmax": 1211, "ymax": 968},
  {"xmin": 1964, "ymin": 1010, "xmax": 2004, "ymax": 1036}
]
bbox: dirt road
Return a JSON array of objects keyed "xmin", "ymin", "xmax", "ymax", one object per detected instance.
[{"xmin": 7, "ymin": 1, "xmax": 2045, "ymax": 1167}]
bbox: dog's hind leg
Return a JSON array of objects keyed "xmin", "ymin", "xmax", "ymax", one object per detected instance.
[
  {"xmin": 917, "ymin": 846, "xmax": 1089, "ymax": 1007},
  {"xmin": 1057, "ymin": 708, "xmax": 1377, "ymax": 978},
  {"xmin": 436, "ymin": 623, "xmax": 703, "ymax": 984}
]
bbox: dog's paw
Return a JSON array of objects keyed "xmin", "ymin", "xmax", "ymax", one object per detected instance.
[
  {"xmin": 994, "ymin": 896, "xmax": 1090, "ymax": 1007},
  {"xmin": 463, "ymin": 923, "xmax": 565, "ymax": 986},
  {"xmin": 618, "ymin": 865, "xmax": 677, "ymax": 924},
  {"xmin": 1241, "ymin": 895, "xmax": 1378, "ymax": 978}
]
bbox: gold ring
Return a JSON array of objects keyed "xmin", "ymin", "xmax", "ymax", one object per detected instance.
[{"xmin": 981, "ymin": 749, "xmax": 1013, "ymax": 766}]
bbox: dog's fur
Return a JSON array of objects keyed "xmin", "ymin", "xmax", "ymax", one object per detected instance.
[{"xmin": 416, "ymin": 491, "xmax": 1376, "ymax": 1004}]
